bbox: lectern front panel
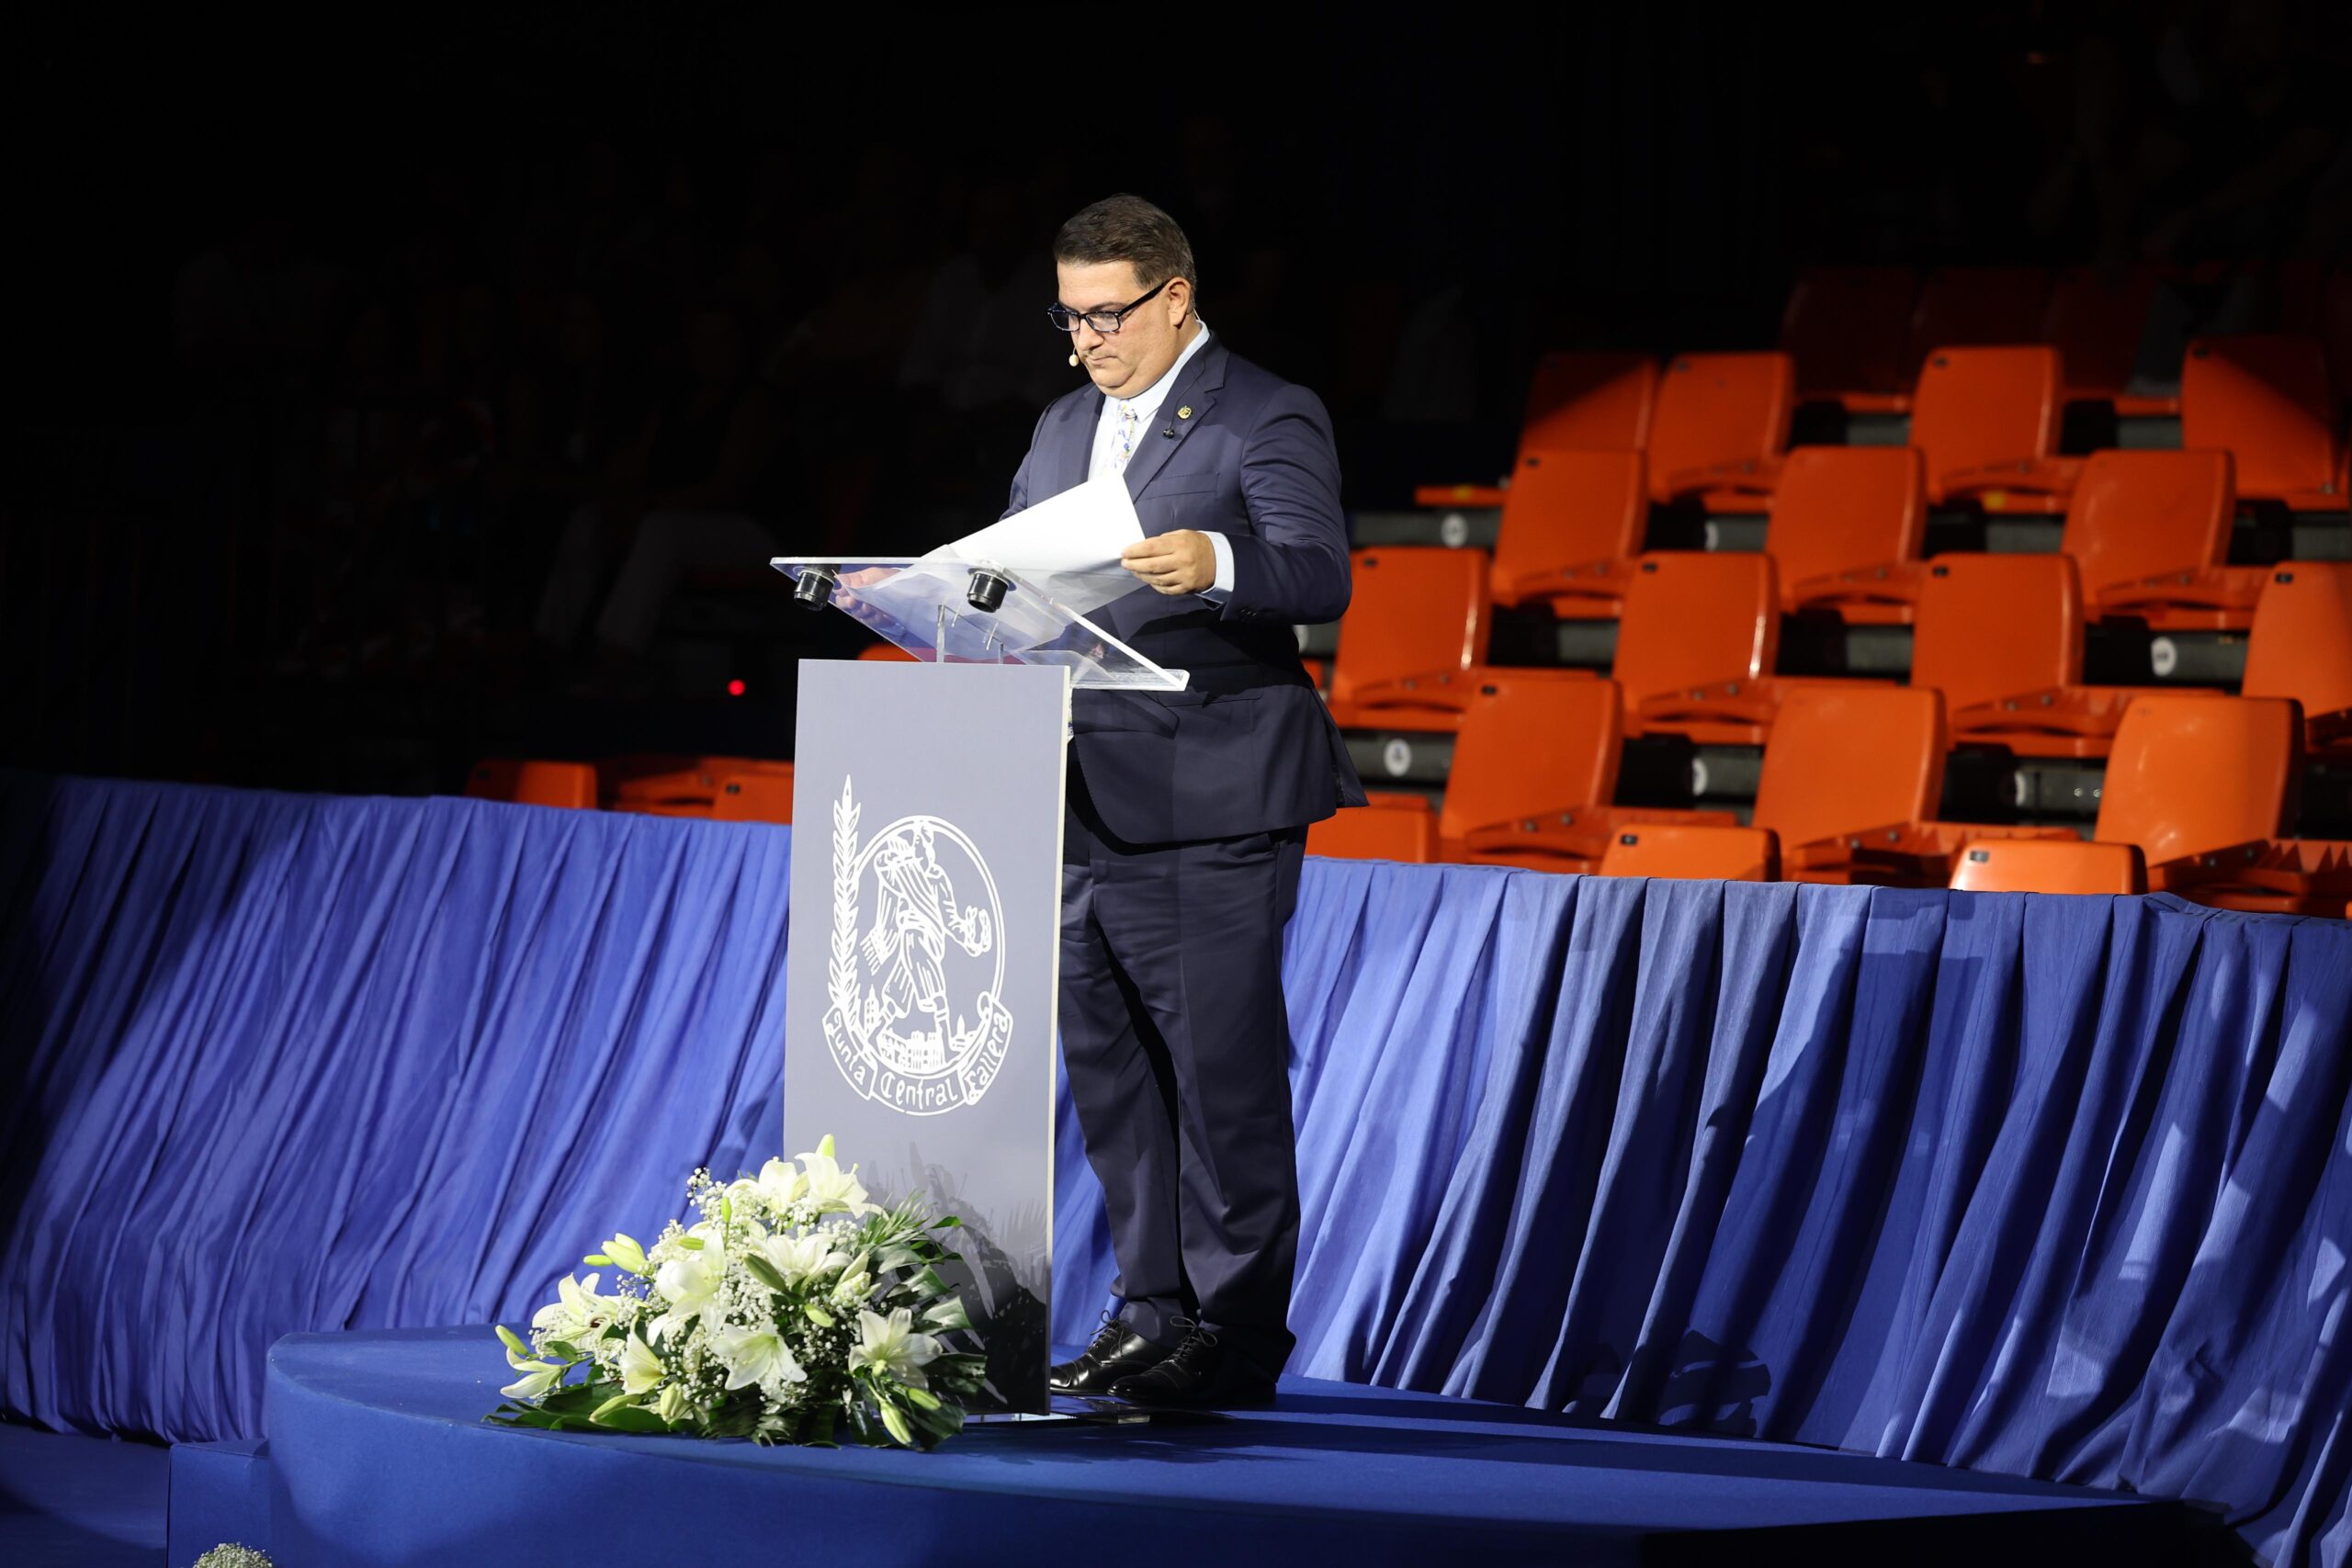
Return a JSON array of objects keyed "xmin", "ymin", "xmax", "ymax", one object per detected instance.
[{"xmin": 785, "ymin": 659, "xmax": 1069, "ymax": 1414}]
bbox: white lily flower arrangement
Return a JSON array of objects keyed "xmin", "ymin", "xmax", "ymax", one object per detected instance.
[{"xmin": 488, "ymin": 1136, "xmax": 983, "ymax": 1449}]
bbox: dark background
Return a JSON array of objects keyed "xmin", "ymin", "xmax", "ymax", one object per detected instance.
[{"xmin": 6, "ymin": 2, "xmax": 2346, "ymax": 795}]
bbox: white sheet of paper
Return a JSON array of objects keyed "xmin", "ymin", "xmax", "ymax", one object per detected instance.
[{"xmin": 925, "ymin": 476, "xmax": 1147, "ymax": 616}]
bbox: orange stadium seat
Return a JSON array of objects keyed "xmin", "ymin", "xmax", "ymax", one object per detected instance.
[
  {"xmin": 1307, "ymin": 800, "xmax": 1439, "ymax": 863},
  {"xmin": 1917, "ymin": 553, "xmax": 2082, "ymax": 712},
  {"xmin": 1771, "ymin": 446, "xmax": 1927, "ymax": 622},
  {"xmin": 2077, "ymin": 450, "xmax": 2262, "ymax": 632},
  {"xmin": 465, "ymin": 759, "xmax": 597, "ymax": 810},
  {"xmin": 1949, "ymin": 839, "xmax": 2146, "ymax": 896},
  {"xmin": 1440, "ymin": 676, "xmax": 1685, "ymax": 873},
  {"xmin": 2179, "ymin": 334, "xmax": 2343, "ymax": 511},
  {"xmin": 1781, "ymin": 266, "xmax": 1918, "ymax": 412},
  {"xmin": 2154, "ymin": 838, "xmax": 2352, "ymax": 918},
  {"xmin": 1330, "ymin": 677, "xmax": 1633, "ymax": 870},
  {"xmin": 1753, "ymin": 684, "xmax": 2075, "ymax": 886},
  {"xmin": 1324, "ymin": 547, "xmax": 1491, "ymax": 731},
  {"xmin": 1613, "ymin": 552, "xmax": 1789, "ymax": 745},
  {"xmin": 1645, "ymin": 352, "xmax": 1796, "ymax": 507},
  {"xmin": 858, "ymin": 643, "xmax": 918, "ymax": 662},
  {"xmin": 1521, "ymin": 350, "xmax": 1660, "ymax": 453},
  {"xmin": 1487, "ymin": 448, "xmax": 1648, "ymax": 615},
  {"xmin": 2241, "ymin": 564, "xmax": 2352, "ymax": 758},
  {"xmin": 2067, "ymin": 449, "xmax": 2235, "ymax": 603},
  {"xmin": 1439, "ymin": 674, "xmax": 1623, "ymax": 850},
  {"xmin": 2099, "ymin": 695, "xmax": 2302, "ymax": 867},
  {"xmin": 1758, "ymin": 685, "xmax": 1945, "ymax": 879},
  {"xmin": 710, "ymin": 771, "xmax": 796, "ymax": 824},
  {"xmin": 2041, "ymin": 266, "xmax": 2164, "ymax": 411},
  {"xmin": 1906, "ymin": 345, "xmax": 2080, "ymax": 512},
  {"xmin": 1599, "ymin": 824, "xmax": 1780, "ymax": 882},
  {"xmin": 1412, "ymin": 350, "xmax": 1657, "ymax": 509},
  {"xmin": 1445, "ymin": 675, "xmax": 1739, "ymax": 874},
  {"xmin": 1925, "ymin": 553, "xmax": 2211, "ymax": 761},
  {"xmin": 1907, "ymin": 266, "xmax": 2052, "ymax": 368},
  {"xmin": 1625, "ymin": 549, "xmax": 1902, "ymax": 747}
]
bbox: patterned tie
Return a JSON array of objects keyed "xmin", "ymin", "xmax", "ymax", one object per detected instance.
[{"xmin": 1114, "ymin": 400, "xmax": 1139, "ymax": 473}]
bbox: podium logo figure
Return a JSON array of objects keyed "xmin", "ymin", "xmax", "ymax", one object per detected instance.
[{"xmin": 821, "ymin": 777, "xmax": 1014, "ymax": 1116}]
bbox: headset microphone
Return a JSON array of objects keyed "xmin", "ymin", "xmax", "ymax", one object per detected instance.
[{"xmin": 1069, "ymin": 353, "xmax": 1080, "ymax": 367}]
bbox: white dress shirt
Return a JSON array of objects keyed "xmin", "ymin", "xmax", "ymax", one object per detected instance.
[{"xmin": 1088, "ymin": 323, "xmax": 1235, "ymax": 600}]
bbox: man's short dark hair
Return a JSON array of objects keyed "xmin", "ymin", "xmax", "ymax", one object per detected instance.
[{"xmin": 1053, "ymin": 194, "xmax": 1197, "ymax": 300}]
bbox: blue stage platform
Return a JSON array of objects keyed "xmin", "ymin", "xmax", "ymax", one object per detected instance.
[
  {"xmin": 6, "ymin": 774, "xmax": 2351, "ymax": 1562},
  {"xmin": 261, "ymin": 1325, "xmax": 2220, "ymax": 1567}
]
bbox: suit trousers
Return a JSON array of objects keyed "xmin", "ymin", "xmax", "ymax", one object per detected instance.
[{"xmin": 1058, "ymin": 761, "xmax": 1306, "ymax": 1376}]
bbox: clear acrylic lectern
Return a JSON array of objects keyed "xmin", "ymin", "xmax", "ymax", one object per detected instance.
[{"xmin": 770, "ymin": 557, "xmax": 1188, "ymax": 691}]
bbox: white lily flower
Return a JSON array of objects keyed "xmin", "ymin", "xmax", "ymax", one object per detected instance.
[
  {"xmin": 795, "ymin": 1146, "xmax": 874, "ymax": 1217},
  {"xmin": 596, "ymin": 1233, "xmax": 650, "ymax": 1275},
  {"xmin": 530, "ymin": 1272, "xmax": 613, "ymax": 1341},
  {"xmin": 754, "ymin": 1156, "xmax": 807, "ymax": 1210},
  {"xmin": 652, "ymin": 1245, "xmax": 726, "ymax": 1337},
  {"xmin": 849, "ymin": 1307, "xmax": 942, "ymax": 1390},
  {"xmin": 618, "ymin": 1333, "xmax": 664, "ymax": 1396},
  {"xmin": 712, "ymin": 1325, "xmax": 807, "ymax": 1392},
  {"xmin": 759, "ymin": 1230, "xmax": 844, "ymax": 1289},
  {"xmin": 501, "ymin": 1359, "xmax": 565, "ymax": 1401},
  {"xmin": 654, "ymin": 1382, "xmax": 693, "ymax": 1425}
]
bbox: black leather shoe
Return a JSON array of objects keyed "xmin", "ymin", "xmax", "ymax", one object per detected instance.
[
  {"xmin": 1107, "ymin": 1323, "xmax": 1277, "ymax": 1408},
  {"xmin": 1048, "ymin": 1317, "xmax": 1170, "ymax": 1395}
]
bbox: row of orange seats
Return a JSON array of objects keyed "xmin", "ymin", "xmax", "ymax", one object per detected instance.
[
  {"xmin": 1417, "ymin": 442, "xmax": 2305, "ymax": 650},
  {"xmin": 1419, "ymin": 334, "xmax": 2345, "ymax": 518},
  {"xmin": 465, "ymin": 756, "xmax": 795, "ymax": 823},
  {"xmin": 1325, "ymin": 540, "xmax": 2351, "ymax": 766},
  {"xmin": 1307, "ymin": 682, "xmax": 2352, "ymax": 919}
]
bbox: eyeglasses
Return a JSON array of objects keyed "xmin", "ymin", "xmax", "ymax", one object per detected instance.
[{"xmin": 1046, "ymin": 278, "xmax": 1170, "ymax": 335}]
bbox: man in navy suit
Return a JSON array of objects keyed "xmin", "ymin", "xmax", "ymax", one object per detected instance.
[{"xmin": 1011, "ymin": 195, "xmax": 1363, "ymax": 1406}]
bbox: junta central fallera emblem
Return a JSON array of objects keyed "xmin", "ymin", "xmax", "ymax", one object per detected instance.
[{"xmin": 821, "ymin": 776, "xmax": 1013, "ymax": 1116}]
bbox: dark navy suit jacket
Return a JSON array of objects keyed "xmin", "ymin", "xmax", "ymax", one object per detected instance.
[{"xmin": 1003, "ymin": 337, "xmax": 1366, "ymax": 843}]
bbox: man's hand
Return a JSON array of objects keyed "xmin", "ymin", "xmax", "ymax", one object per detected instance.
[{"xmin": 1122, "ymin": 530, "xmax": 1216, "ymax": 596}]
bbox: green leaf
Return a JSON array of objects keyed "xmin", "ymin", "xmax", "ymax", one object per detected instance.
[
  {"xmin": 932, "ymin": 1215, "xmax": 962, "ymax": 1230},
  {"xmin": 541, "ymin": 1339, "xmax": 584, "ymax": 1363},
  {"xmin": 592, "ymin": 1404, "xmax": 673, "ymax": 1434},
  {"xmin": 537, "ymin": 1379, "xmax": 620, "ymax": 1415},
  {"xmin": 486, "ymin": 1408, "xmax": 563, "ymax": 1431},
  {"xmin": 676, "ymin": 1235, "xmax": 705, "ymax": 1250},
  {"xmin": 743, "ymin": 1254, "xmax": 789, "ymax": 1293},
  {"xmin": 903, "ymin": 1385, "xmax": 942, "ymax": 1411}
]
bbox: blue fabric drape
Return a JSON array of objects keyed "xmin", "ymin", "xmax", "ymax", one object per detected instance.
[
  {"xmin": 6, "ymin": 775, "xmax": 2350, "ymax": 1564},
  {"xmin": 0, "ymin": 773, "xmax": 790, "ymax": 1446}
]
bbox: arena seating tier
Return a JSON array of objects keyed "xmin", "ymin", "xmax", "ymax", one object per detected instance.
[{"xmin": 1317, "ymin": 263, "xmax": 2352, "ymax": 913}]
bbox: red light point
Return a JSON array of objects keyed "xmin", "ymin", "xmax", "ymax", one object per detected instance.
[{"xmin": 726, "ymin": 678, "xmax": 746, "ymax": 696}]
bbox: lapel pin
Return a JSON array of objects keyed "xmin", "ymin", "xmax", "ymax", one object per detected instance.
[{"xmin": 1177, "ymin": 405, "xmax": 1193, "ymax": 420}]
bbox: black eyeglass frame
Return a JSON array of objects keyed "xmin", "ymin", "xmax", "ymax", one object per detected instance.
[{"xmin": 1046, "ymin": 277, "xmax": 1173, "ymax": 335}]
